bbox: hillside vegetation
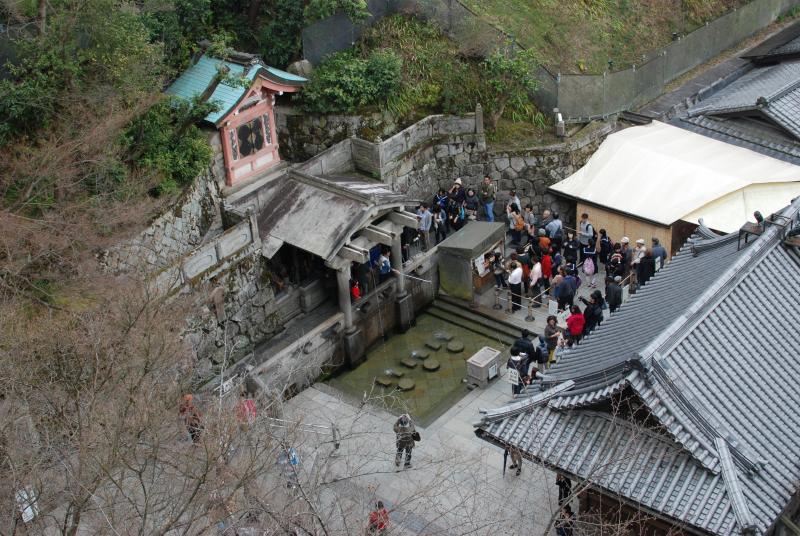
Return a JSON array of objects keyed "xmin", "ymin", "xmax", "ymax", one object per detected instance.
[{"xmin": 459, "ymin": 0, "xmax": 747, "ymax": 72}]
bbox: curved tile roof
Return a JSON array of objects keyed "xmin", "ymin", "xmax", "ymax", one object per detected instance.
[{"xmin": 477, "ymin": 198, "xmax": 800, "ymax": 535}]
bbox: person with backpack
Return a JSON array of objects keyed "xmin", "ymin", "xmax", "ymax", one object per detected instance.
[
  {"xmin": 508, "ymin": 206, "xmax": 525, "ymax": 246},
  {"xmin": 608, "ymin": 243, "xmax": 625, "ymax": 279},
  {"xmin": 582, "ymin": 239, "xmax": 598, "ymax": 288}
]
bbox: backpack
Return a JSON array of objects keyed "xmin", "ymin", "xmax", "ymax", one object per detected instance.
[
  {"xmin": 537, "ymin": 337, "xmax": 548, "ymax": 363},
  {"xmin": 583, "ymin": 257, "xmax": 595, "ymax": 276},
  {"xmin": 514, "ymin": 214, "xmax": 524, "ymax": 231},
  {"xmin": 553, "ymin": 227, "xmax": 563, "ymax": 241}
]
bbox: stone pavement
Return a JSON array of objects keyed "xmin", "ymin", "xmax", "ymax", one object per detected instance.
[{"xmin": 283, "ymin": 368, "xmax": 564, "ymax": 535}]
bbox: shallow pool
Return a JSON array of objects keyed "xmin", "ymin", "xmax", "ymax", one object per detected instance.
[{"xmin": 326, "ymin": 312, "xmax": 502, "ymax": 426}]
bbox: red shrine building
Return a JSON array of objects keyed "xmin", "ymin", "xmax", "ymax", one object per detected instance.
[{"xmin": 168, "ymin": 51, "xmax": 306, "ymax": 186}]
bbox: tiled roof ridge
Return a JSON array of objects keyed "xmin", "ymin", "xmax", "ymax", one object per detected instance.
[
  {"xmin": 679, "ymin": 115, "xmax": 800, "ymax": 159},
  {"xmin": 763, "ymin": 75, "xmax": 800, "ymax": 104},
  {"xmin": 716, "ymin": 438, "xmax": 758, "ymax": 534},
  {"xmin": 476, "ymin": 381, "xmax": 575, "ymax": 425}
]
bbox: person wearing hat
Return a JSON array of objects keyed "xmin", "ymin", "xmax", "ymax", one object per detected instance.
[
  {"xmin": 630, "ymin": 238, "xmax": 647, "ymax": 291},
  {"xmin": 449, "ymin": 178, "xmax": 466, "ymax": 205},
  {"xmin": 606, "ymin": 275, "xmax": 623, "ymax": 313}
]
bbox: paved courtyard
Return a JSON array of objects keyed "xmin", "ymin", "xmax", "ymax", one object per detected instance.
[{"xmin": 283, "ymin": 368, "xmax": 562, "ymax": 535}]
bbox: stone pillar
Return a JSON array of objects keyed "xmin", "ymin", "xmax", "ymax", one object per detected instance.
[
  {"xmin": 335, "ymin": 264, "xmax": 365, "ymax": 366},
  {"xmin": 393, "ymin": 231, "xmax": 415, "ymax": 333},
  {"xmin": 335, "ymin": 266, "xmax": 354, "ymax": 332}
]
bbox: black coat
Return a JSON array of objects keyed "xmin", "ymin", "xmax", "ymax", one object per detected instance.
[
  {"xmin": 637, "ymin": 255, "xmax": 657, "ymax": 286},
  {"xmin": 513, "ymin": 336, "xmax": 536, "ymax": 361},
  {"xmin": 606, "ymin": 283, "xmax": 622, "ymax": 312}
]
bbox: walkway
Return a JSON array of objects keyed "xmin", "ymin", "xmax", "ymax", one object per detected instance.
[{"xmin": 282, "ymin": 372, "xmax": 563, "ymax": 535}]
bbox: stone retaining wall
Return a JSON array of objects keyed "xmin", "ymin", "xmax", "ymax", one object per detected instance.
[{"xmin": 99, "ymin": 169, "xmax": 221, "ymax": 274}]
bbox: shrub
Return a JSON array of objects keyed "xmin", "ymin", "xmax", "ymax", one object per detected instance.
[{"xmin": 298, "ymin": 50, "xmax": 401, "ymax": 114}]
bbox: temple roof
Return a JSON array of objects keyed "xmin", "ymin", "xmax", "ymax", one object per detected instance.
[
  {"xmin": 476, "ymin": 197, "xmax": 800, "ymax": 535},
  {"xmin": 256, "ymin": 171, "xmax": 409, "ymax": 262},
  {"xmin": 166, "ymin": 53, "xmax": 306, "ymax": 126}
]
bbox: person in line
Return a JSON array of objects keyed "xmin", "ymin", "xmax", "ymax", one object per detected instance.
[
  {"xmin": 523, "ymin": 204, "xmax": 538, "ymax": 241},
  {"xmin": 449, "ymin": 177, "xmax": 466, "ymax": 206},
  {"xmin": 541, "ymin": 246, "xmax": 553, "ymax": 286},
  {"xmin": 608, "ymin": 243, "xmax": 624, "ymax": 279},
  {"xmin": 651, "ymin": 237, "xmax": 667, "ymax": 270},
  {"xmin": 416, "ymin": 203, "xmax": 432, "ymax": 252},
  {"xmin": 579, "ymin": 290, "xmax": 604, "ymax": 336},
  {"xmin": 598, "ymin": 229, "xmax": 612, "ymax": 271},
  {"xmin": 514, "ymin": 329, "xmax": 536, "ymax": 358},
  {"xmin": 448, "ymin": 196, "xmax": 465, "ymax": 232},
  {"xmin": 562, "ymin": 231, "xmax": 580, "ymax": 266},
  {"xmin": 582, "ymin": 239, "xmax": 598, "ymax": 288},
  {"xmin": 367, "ymin": 501, "xmax": 390, "ymax": 535},
  {"xmin": 508, "ymin": 206, "xmax": 525, "ymax": 246},
  {"xmin": 479, "ymin": 175, "xmax": 497, "ymax": 222},
  {"xmin": 464, "ymin": 188, "xmax": 480, "ymax": 221},
  {"xmin": 544, "ymin": 315, "xmax": 560, "ymax": 367},
  {"xmin": 538, "ymin": 228, "xmax": 551, "ymax": 252},
  {"xmin": 566, "ymin": 305, "xmax": 585, "ymax": 346},
  {"xmin": 630, "ymin": 238, "xmax": 647, "ymax": 291},
  {"xmin": 637, "ymin": 248, "xmax": 657, "ymax": 288},
  {"xmin": 506, "ymin": 347, "xmax": 528, "ymax": 395},
  {"xmin": 620, "ymin": 237, "xmax": 632, "ymax": 278},
  {"xmin": 506, "ymin": 189, "xmax": 521, "ymax": 213},
  {"xmin": 507, "ymin": 261, "xmax": 524, "ymax": 312},
  {"xmin": 606, "ymin": 275, "xmax": 623, "ymax": 313},
  {"xmin": 530, "ymin": 255, "xmax": 543, "ymax": 306},
  {"xmin": 492, "ymin": 251, "xmax": 507, "ymax": 289},
  {"xmin": 393, "ymin": 414, "xmax": 416, "ymax": 468},
  {"xmin": 545, "ymin": 212, "xmax": 564, "ymax": 248},
  {"xmin": 540, "ymin": 209, "xmax": 553, "ymax": 229},
  {"xmin": 578, "ymin": 213, "xmax": 595, "ymax": 260},
  {"xmin": 377, "ymin": 248, "xmax": 392, "ymax": 283},
  {"xmin": 432, "ymin": 204, "xmax": 447, "ymax": 244}
]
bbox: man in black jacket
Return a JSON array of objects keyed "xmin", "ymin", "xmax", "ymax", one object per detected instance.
[
  {"xmin": 513, "ymin": 329, "xmax": 536, "ymax": 359},
  {"xmin": 606, "ymin": 275, "xmax": 623, "ymax": 313}
]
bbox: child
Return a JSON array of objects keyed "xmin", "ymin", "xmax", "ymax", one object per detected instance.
[{"xmin": 566, "ymin": 305, "xmax": 585, "ymax": 346}]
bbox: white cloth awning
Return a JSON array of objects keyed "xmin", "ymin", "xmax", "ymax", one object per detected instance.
[{"xmin": 550, "ymin": 121, "xmax": 800, "ymax": 232}]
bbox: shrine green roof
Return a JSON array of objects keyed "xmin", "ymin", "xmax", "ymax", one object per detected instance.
[{"xmin": 166, "ymin": 54, "xmax": 306, "ymax": 126}]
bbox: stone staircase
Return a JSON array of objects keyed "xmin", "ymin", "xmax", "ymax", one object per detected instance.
[{"xmin": 426, "ymin": 297, "xmax": 520, "ymax": 349}]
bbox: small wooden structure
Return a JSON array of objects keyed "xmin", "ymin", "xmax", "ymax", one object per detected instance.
[{"xmin": 167, "ymin": 51, "xmax": 306, "ymax": 186}]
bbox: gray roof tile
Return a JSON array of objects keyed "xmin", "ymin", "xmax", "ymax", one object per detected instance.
[{"xmin": 476, "ymin": 198, "xmax": 800, "ymax": 535}]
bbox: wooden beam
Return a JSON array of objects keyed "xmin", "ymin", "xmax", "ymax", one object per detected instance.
[{"xmin": 387, "ymin": 210, "xmax": 418, "ymax": 229}]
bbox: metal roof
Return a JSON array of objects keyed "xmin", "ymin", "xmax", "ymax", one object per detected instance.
[
  {"xmin": 166, "ymin": 54, "xmax": 305, "ymax": 125},
  {"xmin": 476, "ymin": 197, "xmax": 800, "ymax": 535},
  {"xmin": 256, "ymin": 171, "xmax": 409, "ymax": 262}
]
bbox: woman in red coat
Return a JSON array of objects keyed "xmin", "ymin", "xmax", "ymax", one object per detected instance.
[{"xmin": 566, "ymin": 305, "xmax": 585, "ymax": 346}]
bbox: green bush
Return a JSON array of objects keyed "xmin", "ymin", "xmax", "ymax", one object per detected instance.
[
  {"xmin": 298, "ymin": 50, "xmax": 401, "ymax": 114},
  {"xmin": 304, "ymin": 0, "xmax": 369, "ymax": 24},
  {"xmin": 123, "ymin": 97, "xmax": 214, "ymax": 191}
]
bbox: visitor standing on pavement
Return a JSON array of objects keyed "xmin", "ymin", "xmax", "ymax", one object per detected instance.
[
  {"xmin": 449, "ymin": 178, "xmax": 466, "ymax": 206},
  {"xmin": 393, "ymin": 414, "xmax": 416, "ymax": 468},
  {"xmin": 579, "ymin": 290, "xmax": 604, "ymax": 336},
  {"xmin": 506, "ymin": 189, "xmax": 521, "ymax": 212},
  {"xmin": 492, "ymin": 251, "xmax": 507, "ymax": 288},
  {"xmin": 433, "ymin": 188, "xmax": 450, "ymax": 232},
  {"xmin": 514, "ymin": 329, "xmax": 536, "ymax": 358},
  {"xmin": 508, "ymin": 445, "xmax": 523, "ymax": 476},
  {"xmin": 523, "ymin": 204, "xmax": 538, "ymax": 242},
  {"xmin": 507, "ymin": 347, "xmax": 528, "ymax": 395},
  {"xmin": 562, "ymin": 231, "xmax": 580, "ymax": 266},
  {"xmin": 464, "ymin": 188, "xmax": 480, "ymax": 220},
  {"xmin": 578, "ymin": 213, "xmax": 595, "ymax": 260},
  {"xmin": 582, "ymin": 239, "xmax": 598, "ymax": 288},
  {"xmin": 416, "ymin": 203, "xmax": 432, "ymax": 252},
  {"xmin": 530, "ymin": 255, "xmax": 543, "ymax": 305},
  {"xmin": 651, "ymin": 237, "xmax": 667, "ymax": 270},
  {"xmin": 479, "ymin": 176, "xmax": 497, "ymax": 222},
  {"xmin": 556, "ymin": 473, "xmax": 573, "ymax": 506},
  {"xmin": 631, "ymin": 238, "xmax": 647, "ymax": 290},
  {"xmin": 544, "ymin": 315, "xmax": 560, "ymax": 366},
  {"xmin": 546, "ymin": 212, "xmax": 564, "ymax": 251},
  {"xmin": 367, "ymin": 501, "xmax": 390, "ymax": 535},
  {"xmin": 606, "ymin": 275, "xmax": 623, "ymax": 313},
  {"xmin": 432, "ymin": 205, "xmax": 447, "ymax": 244},
  {"xmin": 608, "ymin": 243, "xmax": 624, "ymax": 279},
  {"xmin": 637, "ymin": 248, "xmax": 657, "ymax": 287},
  {"xmin": 507, "ymin": 261, "xmax": 523, "ymax": 312}
]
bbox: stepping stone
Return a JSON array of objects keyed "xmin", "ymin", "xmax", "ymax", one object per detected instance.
[
  {"xmin": 375, "ymin": 376, "xmax": 393, "ymax": 387},
  {"xmin": 434, "ymin": 331, "xmax": 454, "ymax": 342},
  {"xmin": 425, "ymin": 340, "xmax": 442, "ymax": 351},
  {"xmin": 446, "ymin": 340, "xmax": 465, "ymax": 353},
  {"xmin": 398, "ymin": 378, "xmax": 415, "ymax": 391},
  {"xmin": 423, "ymin": 359, "xmax": 440, "ymax": 371},
  {"xmin": 411, "ymin": 350, "xmax": 430, "ymax": 360},
  {"xmin": 400, "ymin": 357, "xmax": 418, "ymax": 368}
]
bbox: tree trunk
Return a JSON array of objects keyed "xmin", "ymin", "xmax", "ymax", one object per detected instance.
[{"xmin": 37, "ymin": 0, "xmax": 46, "ymax": 35}]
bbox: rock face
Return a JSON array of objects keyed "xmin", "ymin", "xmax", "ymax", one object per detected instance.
[
  {"xmin": 423, "ymin": 359, "xmax": 441, "ymax": 371},
  {"xmin": 287, "ymin": 59, "xmax": 313, "ymax": 77},
  {"xmin": 446, "ymin": 341, "xmax": 465, "ymax": 353}
]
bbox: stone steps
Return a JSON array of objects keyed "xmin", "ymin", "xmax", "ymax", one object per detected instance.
[{"xmin": 426, "ymin": 301, "xmax": 518, "ymax": 349}]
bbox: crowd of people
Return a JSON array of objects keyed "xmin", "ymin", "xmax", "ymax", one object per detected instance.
[{"xmin": 415, "ymin": 176, "xmax": 668, "ymax": 348}]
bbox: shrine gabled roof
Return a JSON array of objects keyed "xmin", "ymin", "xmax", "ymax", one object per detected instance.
[
  {"xmin": 166, "ymin": 53, "xmax": 306, "ymax": 126},
  {"xmin": 476, "ymin": 197, "xmax": 800, "ymax": 535}
]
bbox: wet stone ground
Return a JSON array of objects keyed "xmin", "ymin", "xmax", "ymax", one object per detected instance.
[{"xmin": 326, "ymin": 313, "xmax": 498, "ymax": 426}]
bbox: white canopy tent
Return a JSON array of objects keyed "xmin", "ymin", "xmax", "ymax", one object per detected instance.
[{"xmin": 550, "ymin": 121, "xmax": 800, "ymax": 232}]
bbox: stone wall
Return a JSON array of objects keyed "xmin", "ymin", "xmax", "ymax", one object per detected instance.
[
  {"xmin": 100, "ymin": 169, "xmax": 221, "ymax": 274},
  {"xmin": 186, "ymin": 252, "xmax": 283, "ymax": 376},
  {"xmin": 276, "ymin": 107, "xmax": 399, "ymax": 162},
  {"xmin": 387, "ymin": 121, "xmax": 614, "ymax": 227}
]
